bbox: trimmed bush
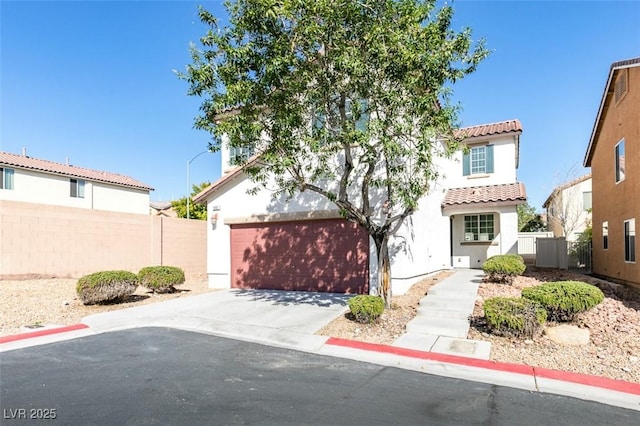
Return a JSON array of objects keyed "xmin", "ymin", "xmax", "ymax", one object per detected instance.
[
  {"xmin": 348, "ymin": 295, "xmax": 384, "ymax": 324},
  {"xmin": 138, "ymin": 266, "xmax": 185, "ymax": 293},
  {"xmin": 521, "ymin": 281, "xmax": 605, "ymax": 322},
  {"xmin": 76, "ymin": 270, "xmax": 139, "ymax": 305},
  {"xmin": 483, "ymin": 297, "xmax": 547, "ymax": 338},
  {"xmin": 482, "ymin": 254, "xmax": 526, "ymax": 284}
]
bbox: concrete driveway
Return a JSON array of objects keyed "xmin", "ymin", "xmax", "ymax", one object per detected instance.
[{"xmin": 82, "ymin": 289, "xmax": 351, "ymax": 351}]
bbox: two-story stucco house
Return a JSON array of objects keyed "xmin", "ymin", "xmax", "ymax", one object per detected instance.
[
  {"xmin": 0, "ymin": 150, "xmax": 153, "ymax": 214},
  {"xmin": 194, "ymin": 119, "xmax": 526, "ymax": 295},
  {"xmin": 542, "ymin": 174, "xmax": 592, "ymax": 242},
  {"xmin": 584, "ymin": 57, "xmax": 640, "ymax": 288}
]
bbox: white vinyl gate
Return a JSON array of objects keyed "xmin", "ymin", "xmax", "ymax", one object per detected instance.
[{"xmin": 517, "ymin": 232, "xmax": 554, "ymax": 262}]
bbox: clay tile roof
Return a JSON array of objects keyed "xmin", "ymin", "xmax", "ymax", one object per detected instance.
[
  {"xmin": 0, "ymin": 151, "xmax": 153, "ymax": 191},
  {"xmin": 442, "ymin": 182, "xmax": 527, "ymax": 209},
  {"xmin": 454, "ymin": 119, "xmax": 523, "ymax": 139}
]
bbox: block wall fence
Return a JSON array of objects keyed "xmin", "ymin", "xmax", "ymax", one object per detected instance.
[{"xmin": 0, "ymin": 200, "xmax": 206, "ymax": 279}]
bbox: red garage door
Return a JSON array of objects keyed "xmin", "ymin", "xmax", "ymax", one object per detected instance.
[{"xmin": 230, "ymin": 219, "xmax": 369, "ymax": 293}]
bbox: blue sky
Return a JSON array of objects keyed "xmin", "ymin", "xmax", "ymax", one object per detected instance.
[{"xmin": 1, "ymin": 0, "xmax": 639, "ymax": 210}]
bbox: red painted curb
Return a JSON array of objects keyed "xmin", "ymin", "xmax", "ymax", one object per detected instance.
[
  {"xmin": 533, "ymin": 366, "xmax": 640, "ymax": 396},
  {"xmin": 0, "ymin": 324, "xmax": 89, "ymax": 344},
  {"xmin": 325, "ymin": 337, "xmax": 640, "ymax": 396}
]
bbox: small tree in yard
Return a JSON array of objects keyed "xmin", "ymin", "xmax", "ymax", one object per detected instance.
[
  {"xmin": 517, "ymin": 202, "xmax": 546, "ymax": 232},
  {"xmin": 179, "ymin": 0, "xmax": 488, "ymax": 307},
  {"xmin": 172, "ymin": 181, "xmax": 210, "ymax": 220}
]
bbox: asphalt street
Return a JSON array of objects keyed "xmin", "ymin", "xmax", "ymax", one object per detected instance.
[{"xmin": 1, "ymin": 327, "xmax": 637, "ymax": 425}]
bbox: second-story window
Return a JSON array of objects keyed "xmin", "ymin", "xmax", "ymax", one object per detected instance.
[
  {"xmin": 312, "ymin": 97, "xmax": 369, "ymax": 135},
  {"xmin": 0, "ymin": 167, "xmax": 15, "ymax": 190},
  {"xmin": 615, "ymin": 139, "xmax": 625, "ymax": 183},
  {"xmin": 229, "ymin": 145, "xmax": 255, "ymax": 166},
  {"xmin": 70, "ymin": 178, "xmax": 85, "ymax": 198},
  {"xmin": 583, "ymin": 191, "xmax": 592, "ymax": 211},
  {"xmin": 463, "ymin": 144, "xmax": 494, "ymax": 176}
]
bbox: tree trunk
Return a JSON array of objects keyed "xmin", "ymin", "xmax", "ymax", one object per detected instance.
[{"xmin": 374, "ymin": 233, "xmax": 392, "ymax": 308}]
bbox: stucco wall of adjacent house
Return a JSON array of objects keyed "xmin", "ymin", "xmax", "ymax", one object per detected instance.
[
  {"xmin": 545, "ymin": 177, "xmax": 592, "ymax": 242},
  {"xmin": 0, "ymin": 168, "xmax": 150, "ymax": 214},
  {"xmin": 562, "ymin": 178, "xmax": 591, "ymax": 241},
  {"xmin": 590, "ymin": 66, "xmax": 640, "ymax": 288},
  {"xmin": 92, "ymin": 181, "xmax": 150, "ymax": 214},
  {"xmin": 446, "ymin": 205, "xmax": 519, "ymax": 268},
  {"xmin": 446, "ymin": 134, "xmax": 519, "ymax": 189}
]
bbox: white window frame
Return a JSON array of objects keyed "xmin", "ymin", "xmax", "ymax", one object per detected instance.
[
  {"xmin": 228, "ymin": 145, "xmax": 254, "ymax": 166},
  {"xmin": 582, "ymin": 191, "xmax": 592, "ymax": 211},
  {"xmin": 1, "ymin": 167, "xmax": 15, "ymax": 190},
  {"xmin": 463, "ymin": 214, "xmax": 495, "ymax": 242},
  {"xmin": 624, "ymin": 218, "xmax": 635, "ymax": 263},
  {"xmin": 615, "ymin": 139, "xmax": 625, "ymax": 183},
  {"xmin": 470, "ymin": 146, "xmax": 487, "ymax": 175},
  {"xmin": 70, "ymin": 178, "xmax": 85, "ymax": 198}
]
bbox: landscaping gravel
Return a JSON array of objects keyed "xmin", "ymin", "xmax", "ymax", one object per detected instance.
[
  {"xmin": 319, "ymin": 268, "xmax": 640, "ymax": 384},
  {"xmin": 0, "ymin": 276, "xmax": 212, "ymax": 337},
  {"xmin": 469, "ymin": 269, "xmax": 640, "ymax": 384}
]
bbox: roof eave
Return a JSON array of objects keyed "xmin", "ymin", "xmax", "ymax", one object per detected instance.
[
  {"xmin": 192, "ymin": 170, "xmax": 244, "ymax": 204},
  {"xmin": 441, "ymin": 198, "xmax": 526, "ymax": 213},
  {"xmin": 193, "ymin": 160, "xmax": 260, "ymax": 205},
  {"xmin": 0, "ymin": 162, "xmax": 153, "ymax": 192},
  {"xmin": 461, "ymin": 129, "xmax": 522, "ymax": 144},
  {"xmin": 584, "ymin": 58, "xmax": 640, "ymax": 167}
]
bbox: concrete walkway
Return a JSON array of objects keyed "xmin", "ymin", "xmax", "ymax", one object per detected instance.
[{"xmin": 392, "ymin": 269, "xmax": 491, "ymax": 359}]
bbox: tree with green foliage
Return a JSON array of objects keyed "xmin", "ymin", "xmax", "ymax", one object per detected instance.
[
  {"xmin": 517, "ymin": 202, "xmax": 546, "ymax": 232},
  {"xmin": 179, "ymin": 0, "xmax": 488, "ymax": 306},
  {"xmin": 171, "ymin": 181, "xmax": 210, "ymax": 220}
]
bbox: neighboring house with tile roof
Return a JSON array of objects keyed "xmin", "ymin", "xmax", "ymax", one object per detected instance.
[
  {"xmin": 542, "ymin": 174, "xmax": 592, "ymax": 242},
  {"xmin": 194, "ymin": 119, "xmax": 526, "ymax": 295},
  {"xmin": 584, "ymin": 57, "xmax": 640, "ymax": 289},
  {"xmin": 0, "ymin": 150, "xmax": 153, "ymax": 214}
]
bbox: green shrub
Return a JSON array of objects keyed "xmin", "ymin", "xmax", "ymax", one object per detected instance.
[
  {"xmin": 483, "ymin": 297, "xmax": 547, "ymax": 338},
  {"xmin": 482, "ymin": 254, "xmax": 526, "ymax": 284},
  {"xmin": 521, "ymin": 281, "xmax": 605, "ymax": 322},
  {"xmin": 138, "ymin": 266, "xmax": 185, "ymax": 293},
  {"xmin": 76, "ymin": 270, "xmax": 139, "ymax": 305},
  {"xmin": 348, "ymin": 295, "xmax": 385, "ymax": 324}
]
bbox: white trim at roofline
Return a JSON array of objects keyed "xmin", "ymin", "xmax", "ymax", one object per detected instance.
[{"xmin": 584, "ymin": 59, "xmax": 640, "ymax": 167}]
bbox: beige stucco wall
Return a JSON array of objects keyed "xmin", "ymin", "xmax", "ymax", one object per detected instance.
[
  {"xmin": 0, "ymin": 200, "xmax": 206, "ymax": 279},
  {"xmin": 590, "ymin": 66, "xmax": 640, "ymax": 288}
]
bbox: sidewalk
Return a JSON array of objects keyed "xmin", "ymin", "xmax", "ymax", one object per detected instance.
[{"xmin": 1, "ymin": 272, "xmax": 639, "ymax": 412}]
